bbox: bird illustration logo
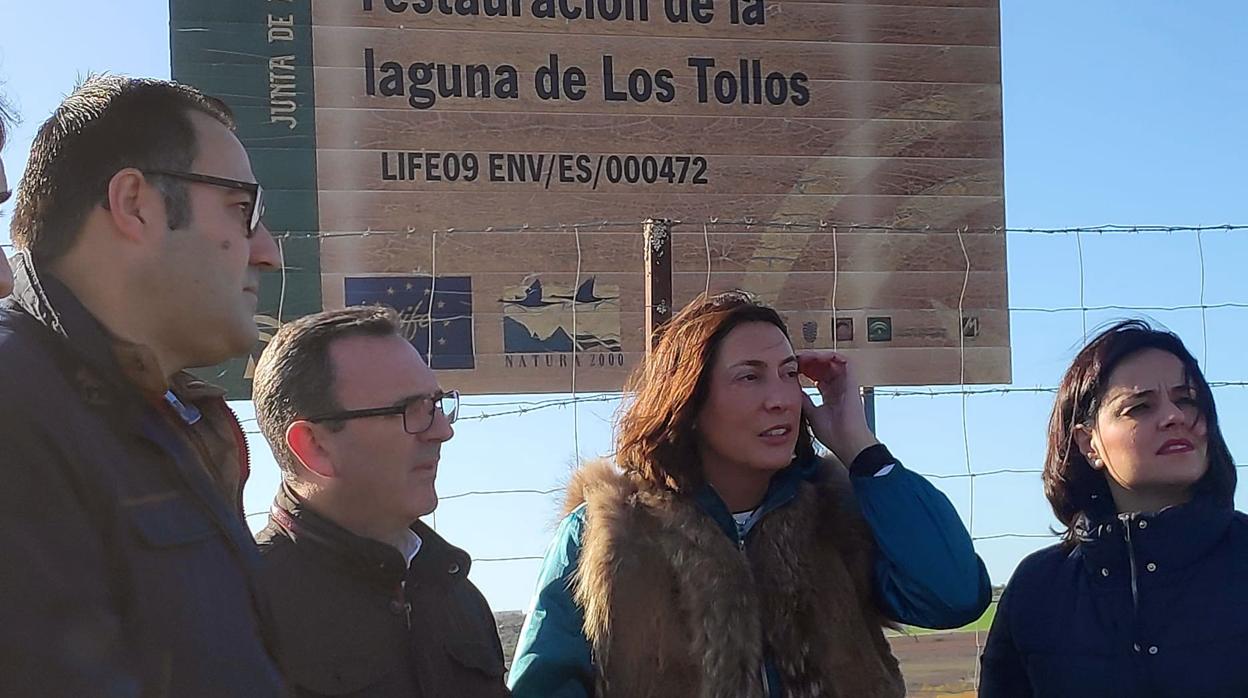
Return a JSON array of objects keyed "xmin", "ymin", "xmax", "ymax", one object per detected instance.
[
  {"xmin": 548, "ymin": 278, "xmax": 617, "ymax": 305},
  {"xmin": 500, "ymin": 278, "xmax": 562, "ymax": 307}
]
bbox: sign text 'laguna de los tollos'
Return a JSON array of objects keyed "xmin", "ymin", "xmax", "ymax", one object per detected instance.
[{"xmin": 172, "ymin": 0, "xmax": 1008, "ymax": 395}]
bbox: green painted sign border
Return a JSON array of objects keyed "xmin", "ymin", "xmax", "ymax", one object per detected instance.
[{"xmin": 170, "ymin": 0, "xmax": 321, "ymax": 397}]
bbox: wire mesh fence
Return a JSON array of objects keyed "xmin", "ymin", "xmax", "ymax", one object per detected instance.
[{"xmin": 37, "ymin": 219, "xmax": 1233, "ymax": 696}]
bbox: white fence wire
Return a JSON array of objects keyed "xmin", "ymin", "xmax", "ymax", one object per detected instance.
[{"xmin": 143, "ymin": 220, "xmax": 1246, "ymax": 694}]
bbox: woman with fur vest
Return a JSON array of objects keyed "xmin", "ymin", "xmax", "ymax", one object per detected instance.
[{"xmin": 508, "ymin": 291, "xmax": 991, "ymax": 698}]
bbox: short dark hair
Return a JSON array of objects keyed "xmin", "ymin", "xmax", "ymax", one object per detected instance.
[
  {"xmin": 615, "ymin": 290, "xmax": 817, "ymax": 492},
  {"xmin": 1043, "ymin": 319, "xmax": 1236, "ymax": 542},
  {"xmin": 10, "ymin": 75, "xmax": 235, "ymax": 262},
  {"xmin": 253, "ymin": 306, "xmax": 402, "ymax": 477}
]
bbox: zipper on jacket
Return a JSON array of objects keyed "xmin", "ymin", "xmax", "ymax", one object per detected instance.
[
  {"xmin": 225, "ymin": 404, "xmax": 252, "ymax": 516},
  {"xmin": 738, "ymin": 531, "xmax": 773, "ymax": 698},
  {"xmin": 395, "ymin": 584, "xmax": 412, "ymax": 630},
  {"xmin": 164, "ymin": 398, "xmax": 252, "ymax": 518},
  {"xmin": 1118, "ymin": 513, "xmax": 1140, "ymax": 612}
]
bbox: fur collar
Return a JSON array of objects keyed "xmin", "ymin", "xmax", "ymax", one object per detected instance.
[{"xmin": 568, "ymin": 459, "xmax": 904, "ymax": 698}]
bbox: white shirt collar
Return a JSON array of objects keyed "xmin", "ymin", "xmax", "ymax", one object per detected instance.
[{"xmin": 397, "ymin": 528, "xmax": 423, "ymax": 567}]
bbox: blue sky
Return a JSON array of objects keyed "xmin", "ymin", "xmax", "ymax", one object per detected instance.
[{"xmin": 2, "ymin": 2, "xmax": 1246, "ymax": 613}]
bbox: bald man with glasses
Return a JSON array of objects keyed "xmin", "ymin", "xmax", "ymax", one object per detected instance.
[{"xmin": 251, "ymin": 306, "xmax": 509, "ymax": 698}]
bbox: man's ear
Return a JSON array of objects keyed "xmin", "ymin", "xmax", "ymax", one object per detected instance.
[
  {"xmin": 104, "ymin": 168, "xmax": 162, "ymax": 244},
  {"xmin": 1073, "ymin": 423, "xmax": 1103, "ymax": 470},
  {"xmin": 286, "ymin": 420, "xmax": 338, "ymax": 481}
]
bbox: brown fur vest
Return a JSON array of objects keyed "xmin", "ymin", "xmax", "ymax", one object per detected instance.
[{"xmin": 566, "ymin": 459, "xmax": 904, "ymax": 698}]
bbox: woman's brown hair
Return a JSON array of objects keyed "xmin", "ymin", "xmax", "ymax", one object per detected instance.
[
  {"xmin": 614, "ymin": 290, "xmax": 816, "ymax": 492},
  {"xmin": 1044, "ymin": 319, "xmax": 1236, "ymax": 543}
]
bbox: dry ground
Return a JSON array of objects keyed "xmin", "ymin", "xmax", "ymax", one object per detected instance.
[
  {"xmin": 495, "ymin": 612, "xmax": 985, "ymax": 696},
  {"xmin": 890, "ymin": 630, "xmax": 984, "ymax": 696}
]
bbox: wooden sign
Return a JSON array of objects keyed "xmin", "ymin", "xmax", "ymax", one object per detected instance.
[{"xmin": 172, "ymin": 0, "xmax": 1007, "ymax": 396}]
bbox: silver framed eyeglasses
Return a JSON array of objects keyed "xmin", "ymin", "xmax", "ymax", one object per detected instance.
[{"xmin": 305, "ymin": 390, "xmax": 460, "ymax": 435}]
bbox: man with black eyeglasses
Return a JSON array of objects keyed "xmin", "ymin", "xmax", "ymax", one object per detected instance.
[
  {"xmin": 251, "ymin": 305, "xmax": 509, "ymax": 697},
  {"xmin": 0, "ymin": 76, "xmax": 283, "ymax": 695}
]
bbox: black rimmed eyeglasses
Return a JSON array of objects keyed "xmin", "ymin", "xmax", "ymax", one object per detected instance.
[
  {"xmin": 144, "ymin": 169, "xmax": 266, "ymax": 235},
  {"xmin": 305, "ymin": 390, "xmax": 460, "ymax": 435}
]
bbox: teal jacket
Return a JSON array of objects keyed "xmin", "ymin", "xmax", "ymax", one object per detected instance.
[{"xmin": 507, "ymin": 444, "xmax": 992, "ymax": 697}]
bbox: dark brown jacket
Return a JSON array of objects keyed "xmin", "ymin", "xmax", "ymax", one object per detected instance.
[{"xmin": 256, "ymin": 485, "xmax": 509, "ymax": 697}]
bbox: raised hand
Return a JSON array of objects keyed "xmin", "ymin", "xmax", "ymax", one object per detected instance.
[{"xmin": 797, "ymin": 350, "xmax": 879, "ymax": 466}]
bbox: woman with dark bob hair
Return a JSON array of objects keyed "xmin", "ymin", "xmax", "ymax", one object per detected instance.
[
  {"xmin": 508, "ymin": 291, "xmax": 991, "ymax": 697},
  {"xmin": 980, "ymin": 320, "xmax": 1246, "ymax": 697}
]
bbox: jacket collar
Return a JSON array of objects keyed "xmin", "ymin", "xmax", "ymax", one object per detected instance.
[
  {"xmin": 1074, "ymin": 494, "xmax": 1235, "ymax": 574},
  {"xmin": 693, "ymin": 454, "xmax": 819, "ymax": 543},
  {"xmin": 268, "ymin": 483, "xmax": 472, "ymax": 587},
  {"xmin": 8, "ymin": 250, "xmax": 171, "ymax": 396}
]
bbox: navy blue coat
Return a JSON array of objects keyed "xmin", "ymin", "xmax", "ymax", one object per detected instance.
[
  {"xmin": 980, "ymin": 497, "xmax": 1248, "ymax": 697},
  {"xmin": 0, "ymin": 254, "xmax": 283, "ymax": 696}
]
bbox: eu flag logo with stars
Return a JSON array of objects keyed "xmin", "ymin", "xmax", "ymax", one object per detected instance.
[{"xmin": 344, "ymin": 276, "xmax": 475, "ymax": 370}]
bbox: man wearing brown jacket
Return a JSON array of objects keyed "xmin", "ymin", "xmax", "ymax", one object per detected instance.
[{"xmin": 252, "ymin": 305, "xmax": 509, "ymax": 697}]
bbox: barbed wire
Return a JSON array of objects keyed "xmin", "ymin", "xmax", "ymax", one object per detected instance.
[
  {"xmin": 248, "ymin": 221, "xmax": 1248, "ymax": 241},
  {"xmin": 240, "ymin": 464, "xmax": 1248, "ymax": 520},
  {"xmin": 233, "ymin": 381, "xmax": 1248, "ymax": 430},
  {"xmin": 303, "ymin": 301, "xmax": 1248, "ymax": 321},
  {"xmin": 229, "ymin": 302, "xmax": 1248, "ymax": 323},
  {"xmin": 429, "ymin": 464, "xmax": 1248, "ymax": 498},
  {"xmin": 877, "ymin": 381, "xmax": 1248, "ymax": 398},
  {"xmin": 294, "ymin": 221, "xmax": 1248, "ymax": 238},
  {"xmin": 1012, "ymin": 302, "xmax": 1248, "ymax": 313},
  {"xmin": 12, "ymin": 222, "xmax": 1237, "ymax": 251},
  {"xmin": 441, "ymin": 487, "xmax": 562, "ymax": 501}
]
